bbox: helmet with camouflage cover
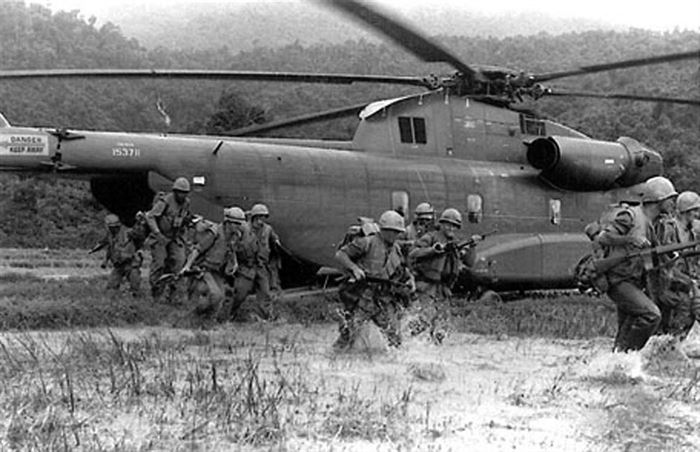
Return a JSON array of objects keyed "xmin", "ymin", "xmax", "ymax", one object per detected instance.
[
  {"xmin": 642, "ymin": 176, "xmax": 677, "ymax": 203},
  {"xmin": 104, "ymin": 214, "xmax": 120, "ymax": 227},
  {"xmin": 172, "ymin": 177, "xmax": 191, "ymax": 193},
  {"xmin": 439, "ymin": 208, "xmax": 462, "ymax": 228},
  {"xmin": 224, "ymin": 206, "xmax": 246, "ymax": 224},
  {"xmin": 677, "ymin": 191, "xmax": 700, "ymax": 213},
  {"xmin": 250, "ymin": 203, "xmax": 270, "ymax": 217},
  {"xmin": 414, "ymin": 202, "xmax": 435, "ymax": 220},
  {"xmin": 378, "ymin": 210, "xmax": 405, "ymax": 232}
]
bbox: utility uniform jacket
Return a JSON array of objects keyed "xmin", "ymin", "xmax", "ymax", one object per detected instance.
[
  {"xmin": 102, "ymin": 227, "xmax": 139, "ymax": 266},
  {"xmin": 676, "ymin": 217, "xmax": 700, "ymax": 279},
  {"xmin": 598, "ymin": 204, "xmax": 654, "ymax": 287},
  {"xmin": 339, "ymin": 234, "xmax": 406, "ymax": 280},
  {"xmin": 146, "ymin": 192, "xmax": 192, "ymax": 242},
  {"xmin": 191, "ymin": 221, "xmax": 230, "ymax": 272},
  {"xmin": 408, "ymin": 229, "xmax": 462, "ymax": 285},
  {"xmin": 652, "ymin": 214, "xmax": 694, "ymax": 294},
  {"xmin": 235, "ymin": 222, "xmax": 279, "ymax": 279}
]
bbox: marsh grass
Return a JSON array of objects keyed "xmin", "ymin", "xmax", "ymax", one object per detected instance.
[{"xmin": 0, "ymin": 328, "xmax": 420, "ymax": 450}]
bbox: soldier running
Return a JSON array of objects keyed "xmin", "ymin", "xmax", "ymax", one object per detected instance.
[
  {"xmin": 94, "ymin": 213, "xmax": 143, "ymax": 297},
  {"xmin": 180, "ymin": 207, "xmax": 247, "ymax": 319},
  {"xmin": 654, "ymin": 191, "xmax": 700, "ymax": 339},
  {"xmin": 595, "ymin": 176, "xmax": 675, "ymax": 352},
  {"xmin": 145, "ymin": 177, "xmax": 193, "ymax": 303},
  {"xmin": 408, "ymin": 208, "xmax": 479, "ymax": 343},
  {"xmin": 334, "ymin": 210, "xmax": 415, "ymax": 350},
  {"xmin": 226, "ymin": 203, "xmax": 282, "ymax": 321}
]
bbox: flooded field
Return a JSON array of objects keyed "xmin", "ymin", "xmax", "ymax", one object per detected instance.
[
  {"xmin": 0, "ymin": 324, "xmax": 698, "ymax": 451},
  {"xmin": 0, "ymin": 249, "xmax": 698, "ymax": 450}
]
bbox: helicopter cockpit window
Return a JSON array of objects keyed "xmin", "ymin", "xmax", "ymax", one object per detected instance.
[
  {"xmin": 549, "ymin": 199, "xmax": 561, "ymax": 225},
  {"xmin": 391, "ymin": 191, "xmax": 409, "ymax": 219},
  {"xmin": 398, "ymin": 116, "xmax": 427, "ymax": 144},
  {"xmin": 467, "ymin": 194, "xmax": 483, "ymax": 223},
  {"xmin": 519, "ymin": 115, "xmax": 546, "ymax": 136}
]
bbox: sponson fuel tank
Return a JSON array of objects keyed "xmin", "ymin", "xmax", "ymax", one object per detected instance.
[{"xmin": 526, "ymin": 135, "xmax": 663, "ymax": 190}]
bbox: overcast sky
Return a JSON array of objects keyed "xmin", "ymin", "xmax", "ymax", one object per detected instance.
[{"xmin": 42, "ymin": 0, "xmax": 700, "ymax": 31}]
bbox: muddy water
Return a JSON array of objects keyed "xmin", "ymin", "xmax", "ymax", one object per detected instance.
[{"xmin": 2, "ymin": 323, "xmax": 698, "ymax": 451}]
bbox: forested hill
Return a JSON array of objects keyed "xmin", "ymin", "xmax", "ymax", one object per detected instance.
[
  {"xmin": 95, "ymin": 1, "xmax": 617, "ymax": 53},
  {"xmin": 0, "ymin": 2, "xmax": 698, "ymax": 247}
]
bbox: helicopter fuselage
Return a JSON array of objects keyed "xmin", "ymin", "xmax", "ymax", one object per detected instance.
[{"xmin": 0, "ymin": 90, "xmax": 664, "ymax": 290}]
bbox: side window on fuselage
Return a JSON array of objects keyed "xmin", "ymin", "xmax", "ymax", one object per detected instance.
[{"xmin": 398, "ymin": 117, "xmax": 427, "ymax": 144}]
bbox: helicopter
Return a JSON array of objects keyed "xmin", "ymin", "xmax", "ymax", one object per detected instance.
[{"xmin": 0, "ymin": 0, "xmax": 698, "ymax": 292}]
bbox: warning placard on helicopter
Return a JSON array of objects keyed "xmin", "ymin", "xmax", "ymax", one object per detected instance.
[{"xmin": 0, "ymin": 134, "xmax": 49, "ymax": 156}]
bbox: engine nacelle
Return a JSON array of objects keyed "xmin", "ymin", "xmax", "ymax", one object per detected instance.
[{"xmin": 526, "ymin": 135, "xmax": 663, "ymax": 191}]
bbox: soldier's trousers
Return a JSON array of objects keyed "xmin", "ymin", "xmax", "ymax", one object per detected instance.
[
  {"xmin": 335, "ymin": 283, "xmax": 402, "ymax": 349},
  {"xmin": 149, "ymin": 239, "xmax": 186, "ymax": 302},
  {"xmin": 607, "ymin": 281, "xmax": 661, "ymax": 352},
  {"xmin": 406, "ymin": 280, "xmax": 450, "ymax": 343},
  {"xmin": 188, "ymin": 270, "xmax": 225, "ymax": 316},
  {"xmin": 219, "ymin": 266, "xmax": 273, "ymax": 321},
  {"xmin": 659, "ymin": 288, "xmax": 700, "ymax": 340},
  {"xmin": 107, "ymin": 261, "xmax": 141, "ymax": 296}
]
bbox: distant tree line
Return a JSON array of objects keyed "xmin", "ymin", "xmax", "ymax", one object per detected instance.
[{"xmin": 0, "ymin": 3, "xmax": 698, "ymax": 247}]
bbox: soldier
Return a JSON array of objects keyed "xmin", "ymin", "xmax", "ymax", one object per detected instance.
[
  {"xmin": 595, "ymin": 176, "xmax": 675, "ymax": 352},
  {"xmin": 145, "ymin": 177, "xmax": 192, "ymax": 303},
  {"xmin": 408, "ymin": 208, "xmax": 478, "ymax": 343},
  {"xmin": 94, "ymin": 213, "xmax": 143, "ymax": 297},
  {"xmin": 654, "ymin": 191, "xmax": 700, "ymax": 339},
  {"xmin": 406, "ymin": 202, "xmax": 437, "ymax": 241},
  {"xmin": 334, "ymin": 210, "xmax": 415, "ymax": 350},
  {"xmin": 226, "ymin": 203, "xmax": 282, "ymax": 320},
  {"xmin": 180, "ymin": 207, "xmax": 247, "ymax": 318}
]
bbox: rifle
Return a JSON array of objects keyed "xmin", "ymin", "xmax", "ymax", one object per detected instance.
[
  {"xmin": 435, "ymin": 229, "xmax": 498, "ymax": 253},
  {"xmin": 88, "ymin": 242, "xmax": 107, "ymax": 254},
  {"xmin": 317, "ymin": 266, "xmax": 410, "ymax": 288},
  {"xmin": 157, "ymin": 268, "xmax": 203, "ymax": 283},
  {"xmin": 593, "ymin": 240, "xmax": 700, "ymax": 274}
]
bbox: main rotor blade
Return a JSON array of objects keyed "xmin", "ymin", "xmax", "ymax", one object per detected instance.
[
  {"xmin": 226, "ymin": 102, "xmax": 369, "ymax": 136},
  {"xmin": 542, "ymin": 89, "xmax": 700, "ymax": 106},
  {"xmin": 319, "ymin": 0, "xmax": 476, "ymax": 78},
  {"xmin": 0, "ymin": 69, "xmax": 428, "ymax": 87},
  {"xmin": 533, "ymin": 49, "xmax": 700, "ymax": 83}
]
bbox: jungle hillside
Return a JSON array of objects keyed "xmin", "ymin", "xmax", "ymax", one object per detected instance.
[{"xmin": 0, "ymin": 2, "xmax": 698, "ymax": 248}]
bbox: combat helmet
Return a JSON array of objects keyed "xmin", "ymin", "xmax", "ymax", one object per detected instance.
[
  {"xmin": 642, "ymin": 176, "xmax": 677, "ymax": 203},
  {"xmin": 414, "ymin": 202, "xmax": 435, "ymax": 220},
  {"xmin": 250, "ymin": 203, "xmax": 270, "ymax": 217},
  {"xmin": 439, "ymin": 208, "xmax": 462, "ymax": 228},
  {"xmin": 224, "ymin": 206, "xmax": 246, "ymax": 224},
  {"xmin": 172, "ymin": 177, "xmax": 191, "ymax": 193},
  {"xmin": 677, "ymin": 191, "xmax": 700, "ymax": 213},
  {"xmin": 378, "ymin": 210, "xmax": 405, "ymax": 232},
  {"xmin": 104, "ymin": 214, "xmax": 120, "ymax": 227}
]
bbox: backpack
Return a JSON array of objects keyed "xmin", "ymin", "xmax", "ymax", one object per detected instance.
[{"xmin": 575, "ymin": 203, "xmax": 635, "ymax": 293}]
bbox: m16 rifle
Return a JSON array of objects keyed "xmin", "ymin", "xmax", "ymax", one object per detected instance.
[
  {"xmin": 433, "ymin": 229, "xmax": 498, "ymax": 253},
  {"xmin": 593, "ymin": 240, "xmax": 700, "ymax": 274},
  {"xmin": 157, "ymin": 267, "xmax": 203, "ymax": 283},
  {"xmin": 88, "ymin": 241, "xmax": 107, "ymax": 255}
]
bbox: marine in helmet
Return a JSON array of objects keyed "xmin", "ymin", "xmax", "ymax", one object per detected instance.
[
  {"xmin": 595, "ymin": 176, "xmax": 675, "ymax": 352},
  {"xmin": 652, "ymin": 190, "xmax": 700, "ymax": 339},
  {"xmin": 180, "ymin": 207, "xmax": 248, "ymax": 322},
  {"xmin": 397, "ymin": 202, "xmax": 436, "ymax": 253},
  {"xmin": 93, "ymin": 213, "xmax": 143, "ymax": 297},
  {"xmin": 145, "ymin": 177, "xmax": 193, "ymax": 303},
  {"xmin": 407, "ymin": 208, "xmax": 480, "ymax": 343},
  {"xmin": 225, "ymin": 203, "xmax": 282, "ymax": 321},
  {"xmin": 333, "ymin": 210, "xmax": 416, "ymax": 350}
]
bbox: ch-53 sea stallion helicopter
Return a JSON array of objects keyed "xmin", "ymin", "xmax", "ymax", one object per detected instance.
[{"xmin": 0, "ymin": 0, "xmax": 698, "ymax": 292}]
